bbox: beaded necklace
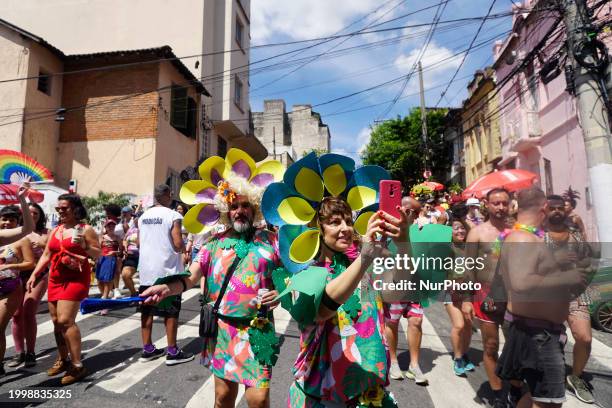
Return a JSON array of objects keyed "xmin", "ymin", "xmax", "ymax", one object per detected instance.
[{"xmin": 492, "ymin": 223, "xmax": 544, "ymax": 256}]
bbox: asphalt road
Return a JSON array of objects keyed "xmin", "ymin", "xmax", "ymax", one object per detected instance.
[{"xmin": 2, "ymin": 288, "xmax": 612, "ymax": 408}]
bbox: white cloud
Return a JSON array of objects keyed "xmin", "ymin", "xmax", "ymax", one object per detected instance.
[
  {"xmin": 252, "ymin": 0, "xmax": 380, "ymax": 43},
  {"xmin": 394, "ymin": 42, "xmax": 463, "ymax": 89}
]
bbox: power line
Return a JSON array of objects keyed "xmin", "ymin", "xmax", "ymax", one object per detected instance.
[
  {"xmin": 0, "ymin": 25, "xmax": 513, "ymax": 126},
  {"xmin": 250, "ymin": 0, "xmax": 409, "ymax": 92},
  {"xmin": 434, "ymin": 0, "xmax": 498, "ymax": 107},
  {"xmin": 0, "ymin": 8, "xmax": 541, "ymax": 86},
  {"xmin": 376, "ymin": 0, "xmax": 450, "ymax": 120}
]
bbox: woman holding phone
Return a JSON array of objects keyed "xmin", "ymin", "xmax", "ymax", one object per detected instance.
[{"xmin": 26, "ymin": 194, "xmax": 100, "ymax": 385}]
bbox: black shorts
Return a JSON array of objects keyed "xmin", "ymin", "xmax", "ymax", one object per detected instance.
[
  {"xmin": 123, "ymin": 254, "xmax": 139, "ymax": 269},
  {"xmin": 138, "ymin": 285, "xmax": 182, "ymax": 318},
  {"xmin": 497, "ymin": 320, "xmax": 567, "ymax": 404}
]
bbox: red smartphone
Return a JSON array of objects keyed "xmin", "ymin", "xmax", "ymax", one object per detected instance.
[{"xmin": 379, "ymin": 180, "xmax": 402, "ymax": 220}]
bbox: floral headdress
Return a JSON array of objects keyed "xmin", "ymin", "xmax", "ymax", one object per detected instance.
[
  {"xmin": 261, "ymin": 152, "xmax": 390, "ymax": 274},
  {"xmin": 179, "ymin": 148, "xmax": 284, "ymax": 233}
]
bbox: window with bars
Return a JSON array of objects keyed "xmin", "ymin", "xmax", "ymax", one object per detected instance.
[{"xmin": 170, "ymin": 85, "xmax": 197, "ymax": 138}]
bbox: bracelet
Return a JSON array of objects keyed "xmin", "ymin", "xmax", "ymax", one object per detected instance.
[{"xmin": 321, "ymin": 288, "xmax": 341, "ymax": 311}]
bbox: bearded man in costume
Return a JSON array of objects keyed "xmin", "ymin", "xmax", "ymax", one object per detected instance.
[{"xmin": 143, "ymin": 149, "xmax": 284, "ymax": 408}]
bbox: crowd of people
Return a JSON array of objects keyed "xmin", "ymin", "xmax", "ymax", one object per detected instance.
[{"xmin": 0, "ymin": 154, "xmax": 601, "ymax": 408}]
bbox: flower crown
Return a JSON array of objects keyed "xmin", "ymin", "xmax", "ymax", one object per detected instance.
[
  {"xmin": 261, "ymin": 152, "xmax": 389, "ymax": 273},
  {"xmin": 179, "ymin": 148, "xmax": 284, "ymax": 233}
]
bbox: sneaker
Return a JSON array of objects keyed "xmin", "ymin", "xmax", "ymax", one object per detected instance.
[
  {"xmin": 24, "ymin": 352, "xmax": 37, "ymax": 368},
  {"xmin": 453, "ymin": 358, "xmax": 466, "ymax": 376},
  {"xmin": 405, "ymin": 365, "xmax": 428, "ymax": 385},
  {"xmin": 462, "ymin": 354, "xmax": 475, "ymax": 371},
  {"xmin": 99, "ymin": 309, "xmax": 109, "ymax": 316},
  {"xmin": 7, "ymin": 352, "xmax": 25, "ymax": 368},
  {"xmin": 47, "ymin": 358, "xmax": 70, "ymax": 376},
  {"xmin": 567, "ymin": 374, "xmax": 594, "ymax": 404},
  {"xmin": 60, "ymin": 364, "xmax": 88, "ymax": 385},
  {"xmin": 389, "ymin": 362, "xmax": 404, "ymax": 380},
  {"xmin": 112, "ymin": 289, "xmax": 122, "ymax": 299},
  {"xmin": 165, "ymin": 349, "xmax": 195, "ymax": 366},
  {"xmin": 139, "ymin": 347, "xmax": 166, "ymax": 362}
]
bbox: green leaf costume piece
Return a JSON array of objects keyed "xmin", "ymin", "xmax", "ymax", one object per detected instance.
[{"xmin": 248, "ymin": 321, "xmax": 281, "ymax": 366}]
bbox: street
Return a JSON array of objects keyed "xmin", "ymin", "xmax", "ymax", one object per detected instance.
[{"xmin": 2, "ymin": 288, "xmax": 612, "ymax": 408}]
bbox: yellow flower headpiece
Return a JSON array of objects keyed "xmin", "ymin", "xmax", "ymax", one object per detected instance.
[{"xmin": 179, "ymin": 148, "xmax": 284, "ymax": 233}]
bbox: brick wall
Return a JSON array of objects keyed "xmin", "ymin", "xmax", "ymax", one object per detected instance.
[{"xmin": 60, "ymin": 63, "xmax": 159, "ymax": 142}]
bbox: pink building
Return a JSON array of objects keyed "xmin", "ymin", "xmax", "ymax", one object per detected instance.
[{"xmin": 493, "ymin": 0, "xmax": 611, "ymax": 239}]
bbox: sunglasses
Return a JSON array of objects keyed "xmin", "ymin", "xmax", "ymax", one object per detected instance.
[
  {"xmin": 549, "ymin": 206, "xmax": 565, "ymax": 211},
  {"xmin": 55, "ymin": 206, "xmax": 72, "ymax": 213}
]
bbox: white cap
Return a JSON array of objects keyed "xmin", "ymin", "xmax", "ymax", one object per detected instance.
[{"xmin": 466, "ymin": 197, "xmax": 480, "ymax": 207}]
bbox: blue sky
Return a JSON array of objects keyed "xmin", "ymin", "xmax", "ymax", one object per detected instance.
[{"xmin": 249, "ymin": 0, "xmax": 515, "ymax": 163}]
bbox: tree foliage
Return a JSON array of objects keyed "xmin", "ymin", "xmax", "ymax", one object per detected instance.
[
  {"xmin": 360, "ymin": 108, "xmax": 450, "ymax": 187},
  {"xmin": 81, "ymin": 191, "xmax": 130, "ymax": 226}
]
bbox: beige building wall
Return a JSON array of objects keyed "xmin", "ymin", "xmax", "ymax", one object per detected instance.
[
  {"xmin": 22, "ymin": 42, "xmax": 63, "ymax": 176},
  {"xmin": 56, "ymin": 138, "xmax": 157, "ymax": 196},
  {"xmin": 0, "ymin": 24, "xmax": 30, "ymax": 151},
  {"xmin": 2, "ymin": 0, "xmax": 253, "ymax": 152},
  {"xmin": 0, "ymin": 0, "xmax": 205, "ymax": 59}
]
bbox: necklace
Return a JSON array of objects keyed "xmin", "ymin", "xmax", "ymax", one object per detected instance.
[{"xmin": 492, "ymin": 223, "xmax": 544, "ymax": 256}]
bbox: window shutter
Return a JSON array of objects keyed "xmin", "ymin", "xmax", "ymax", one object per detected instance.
[{"xmin": 171, "ymin": 86, "xmax": 188, "ymax": 129}]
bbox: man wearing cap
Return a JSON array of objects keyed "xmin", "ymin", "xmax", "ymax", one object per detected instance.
[{"xmin": 465, "ymin": 197, "xmax": 484, "ymax": 229}]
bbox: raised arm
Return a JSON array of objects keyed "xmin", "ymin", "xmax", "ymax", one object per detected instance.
[
  {"xmin": 0, "ymin": 182, "xmax": 35, "ymax": 246},
  {"xmin": 317, "ymin": 207, "xmax": 411, "ymax": 321}
]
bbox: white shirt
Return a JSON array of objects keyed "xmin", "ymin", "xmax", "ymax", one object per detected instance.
[{"xmin": 137, "ymin": 206, "xmax": 184, "ymax": 285}]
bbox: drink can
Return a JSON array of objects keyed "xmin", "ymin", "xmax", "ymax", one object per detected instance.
[{"xmin": 71, "ymin": 224, "xmax": 84, "ymax": 244}]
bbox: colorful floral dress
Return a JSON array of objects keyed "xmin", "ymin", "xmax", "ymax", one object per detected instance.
[
  {"xmin": 285, "ymin": 253, "xmax": 398, "ymax": 408},
  {"xmin": 196, "ymin": 228, "xmax": 279, "ymax": 389}
]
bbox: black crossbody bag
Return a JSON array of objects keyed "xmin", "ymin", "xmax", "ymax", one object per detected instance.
[{"xmin": 199, "ymin": 255, "xmax": 242, "ymax": 338}]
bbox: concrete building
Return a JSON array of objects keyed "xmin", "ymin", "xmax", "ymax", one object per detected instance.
[
  {"xmin": 462, "ymin": 67, "xmax": 502, "ymax": 185},
  {"xmin": 0, "ymin": 16, "xmax": 210, "ymax": 197},
  {"xmin": 0, "ymin": 0, "xmax": 266, "ymax": 161},
  {"xmin": 253, "ymin": 99, "xmax": 331, "ymax": 166},
  {"xmin": 493, "ymin": 0, "xmax": 611, "ymax": 239}
]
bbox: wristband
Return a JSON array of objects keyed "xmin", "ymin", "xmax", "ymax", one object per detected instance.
[
  {"xmin": 179, "ymin": 278, "xmax": 188, "ymax": 293},
  {"xmin": 321, "ymin": 288, "xmax": 341, "ymax": 311}
]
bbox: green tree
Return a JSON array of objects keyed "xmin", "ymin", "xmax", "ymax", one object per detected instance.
[
  {"xmin": 360, "ymin": 108, "xmax": 450, "ymax": 187},
  {"xmin": 81, "ymin": 191, "xmax": 130, "ymax": 226}
]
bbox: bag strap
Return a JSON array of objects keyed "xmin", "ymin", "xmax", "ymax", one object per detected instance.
[{"xmin": 212, "ymin": 250, "xmax": 244, "ymax": 313}]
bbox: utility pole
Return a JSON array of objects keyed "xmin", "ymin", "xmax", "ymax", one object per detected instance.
[
  {"xmin": 418, "ymin": 61, "xmax": 430, "ymax": 177},
  {"xmin": 563, "ymin": 0, "xmax": 612, "ymax": 247}
]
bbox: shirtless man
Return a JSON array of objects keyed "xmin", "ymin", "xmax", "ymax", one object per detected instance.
[
  {"xmin": 463, "ymin": 188, "xmax": 515, "ymax": 408},
  {"xmin": 497, "ymin": 188, "xmax": 590, "ymax": 408}
]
